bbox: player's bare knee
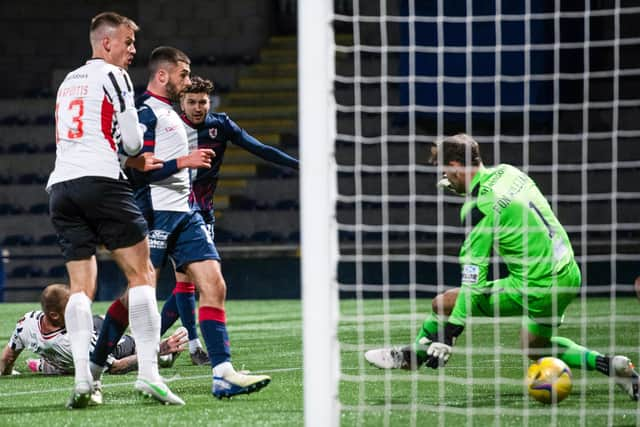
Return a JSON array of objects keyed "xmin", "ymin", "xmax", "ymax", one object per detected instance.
[
  {"xmin": 432, "ymin": 289, "xmax": 457, "ymax": 316},
  {"xmin": 431, "ymin": 295, "xmax": 447, "ymax": 315}
]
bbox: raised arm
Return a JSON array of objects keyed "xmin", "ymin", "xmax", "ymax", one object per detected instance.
[{"xmin": 226, "ymin": 116, "xmax": 298, "ymax": 170}]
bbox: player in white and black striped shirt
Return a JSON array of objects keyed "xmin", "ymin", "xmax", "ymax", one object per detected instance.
[
  {"xmin": 45, "ymin": 11, "xmax": 183, "ymax": 408},
  {"xmin": 0, "ymin": 284, "xmax": 187, "ymax": 378}
]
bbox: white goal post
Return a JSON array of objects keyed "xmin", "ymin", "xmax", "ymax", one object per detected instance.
[{"xmin": 299, "ymin": 1, "xmax": 339, "ymax": 426}]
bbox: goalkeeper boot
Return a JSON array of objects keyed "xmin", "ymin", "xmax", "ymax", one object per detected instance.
[
  {"xmin": 66, "ymin": 381, "xmax": 92, "ymax": 409},
  {"xmin": 612, "ymin": 355, "xmax": 640, "ymax": 401},
  {"xmin": 135, "ymin": 378, "xmax": 185, "ymax": 405},
  {"xmin": 365, "ymin": 341, "xmax": 429, "ymax": 370},
  {"xmin": 212, "ymin": 370, "xmax": 271, "ymax": 399}
]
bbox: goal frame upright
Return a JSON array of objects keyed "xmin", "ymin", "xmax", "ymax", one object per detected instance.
[{"xmin": 298, "ymin": 1, "xmax": 339, "ymax": 426}]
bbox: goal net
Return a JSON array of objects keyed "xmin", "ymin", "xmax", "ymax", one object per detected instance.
[{"xmin": 300, "ymin": 1, "xmax": 640, "ymax": 425}]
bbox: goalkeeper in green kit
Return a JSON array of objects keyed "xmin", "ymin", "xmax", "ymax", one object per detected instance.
[{"xmin": 365, "ymin": 133, "xmax": 639, "ymax": 400}]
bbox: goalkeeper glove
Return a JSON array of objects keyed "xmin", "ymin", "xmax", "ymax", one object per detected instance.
[
  {"xmin": 424, "ymin": 322, "xmax": 465, "ymax": 369},
  {"xmin": 426, "ymin": 342, "xmax": 452, "ymax": 368}
]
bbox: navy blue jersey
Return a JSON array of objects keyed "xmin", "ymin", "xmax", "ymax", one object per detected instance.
[{"xmin": 181, "ymin": 112, "xmax": 298, "ymax": 216}]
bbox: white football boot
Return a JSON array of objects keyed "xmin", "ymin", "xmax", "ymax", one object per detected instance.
[
  {"xmin": 212, "ymin": 370, "xmax": 271, "ymax": 399},
  {"xmin": 66, "ymin": 380, "xmax": 92, "ymax": 409},
  {"xmin": 612, "ymin": 355, "xmax": 640, "ymax": 401},
  {"xmin": 135, "ymin": 378, "xmax": 185, "ymax": 405},
  {"xmin": 90, "ymin": 380, "xmax": 103, "ymax": 405},
  {"xmin": 365, "ymin": 343, "xmax": 428, "ymax": 370}
]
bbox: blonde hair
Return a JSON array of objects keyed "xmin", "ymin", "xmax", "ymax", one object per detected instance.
[
  {"xmin": 89, "ymin": 11, "xmax": 139, "ymax": 44},
  {"xmin": 40, "ymin": 284, "xmax": 70, "ymax": 315}
]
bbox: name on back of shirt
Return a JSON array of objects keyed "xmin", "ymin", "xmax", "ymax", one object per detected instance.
[{"xmin": 59, "ymin": 85, "xmax": 88, "ymax": 98}]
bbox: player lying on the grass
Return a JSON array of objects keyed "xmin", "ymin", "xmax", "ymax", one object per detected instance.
[
  {"xmin": 157, "ymin": 75, "xmax": 299, "ymax": 366},
  {"xmin": 0, "ymin": 284, "xmax": 187, "ymax": 379},
  {"xmin": 365, "ymin": 133, "xmax": 640, "ymax": 401}
]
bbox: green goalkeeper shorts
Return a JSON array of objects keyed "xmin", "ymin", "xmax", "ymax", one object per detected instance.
[{"xmin": 470, "ymin": 261, "xmax": 581, "ymax": 338}]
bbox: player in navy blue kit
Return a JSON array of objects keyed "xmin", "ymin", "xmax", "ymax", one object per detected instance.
[
  {"xmin": 90, "ymin": 49, "xmax": 271, "ymax": 399},
  {"xmin": 158, "ymin": 75, "xmax": 299, "ymax": 365}
]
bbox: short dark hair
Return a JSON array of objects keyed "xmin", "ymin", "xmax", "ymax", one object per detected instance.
[
  {"xmin": 40, "ymin": 284, "xmax": 70, "ymax": 315},
  {"xmin": 183, "ymin": 76, "xmax": 214, "ymax": 95},
  {"xmin": 90, "ymin": 11, "xmax": 139, "ymax": 36},
  {"xmin": 432, "ymin": 133, "xmax": 482, "ymax": 166},
  {"xmin": 148, "ymin": 46, "xmax": 191, "ymax": 76}
]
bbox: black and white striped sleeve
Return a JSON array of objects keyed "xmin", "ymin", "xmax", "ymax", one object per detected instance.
[{"xmin": 105, "ymin": 69, "xmax": 142, "ymax": 155}]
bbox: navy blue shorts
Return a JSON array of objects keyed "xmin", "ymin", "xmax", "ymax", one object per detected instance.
[
  {"xmin": 194, "ymin": 209, "xmax": 215, "ymax": 241},
  {"xmin": 148, "ymin": 210, "xmax": 220, "ymax": 270},
  {"xmin": 49, "ymin": 177, "xmax": 148, "ymax": 261}
]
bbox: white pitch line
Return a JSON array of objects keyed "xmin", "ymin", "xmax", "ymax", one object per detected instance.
[
  {"xmin": 0, "ymin": 366, "xmax": 370, "ymax": 399},
  {"xmin": 0, "ymin": 366, "xmax": 305, "ymax": 398}
]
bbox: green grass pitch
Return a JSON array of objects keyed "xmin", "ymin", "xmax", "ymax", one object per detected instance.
[{"xmin": 0, "ymin": 298, "xmax": 638, "ymax": 426}]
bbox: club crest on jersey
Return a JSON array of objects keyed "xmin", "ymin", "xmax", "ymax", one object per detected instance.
[
  {"xmin": 461, "ymin": 264, "xmax": 479, "ymax": 284},
  {"xmin": 208, "ymin": 128, "xmax": 218, "ymax": 140},
  {"xmin": 149, "ymin": 230, "xmax": 170, "ymax": 249}
]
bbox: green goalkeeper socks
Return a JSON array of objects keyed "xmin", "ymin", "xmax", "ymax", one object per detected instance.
[{"xmin": 551, "ymin": 336, "xmax": 602, "ymax": 371}]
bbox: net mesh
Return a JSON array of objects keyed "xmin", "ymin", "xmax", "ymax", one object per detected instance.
[{"xmin": 329, "ymin": 0, "xmax": 640, "ymax": 424}]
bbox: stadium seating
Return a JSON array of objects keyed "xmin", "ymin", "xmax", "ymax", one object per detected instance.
[
  {"xmin": 1, "ymin": 26, "xmax": 634, "ymax": 303},
  {"xmin": 0, "ymin": 35, "xmax": 304, "ymax": 301}
]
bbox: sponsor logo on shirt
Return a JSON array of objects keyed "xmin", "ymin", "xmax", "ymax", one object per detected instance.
[
  {"xmin": 461, "ymin": 264, "xmax": 479, "ymax": 284},
  {"xmin": 149, "ymin": 230, "xmax": 170, "ymax": 249}
]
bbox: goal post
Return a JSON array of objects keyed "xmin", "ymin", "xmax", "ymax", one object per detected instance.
[{"xmin": 298, "ymin": 1, "xmax": 339, "ymax": 426}]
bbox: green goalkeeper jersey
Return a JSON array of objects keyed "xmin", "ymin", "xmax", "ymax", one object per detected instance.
[{"xmin": 448, "ymin": 164, "xmax": 575, "ymax": 326}]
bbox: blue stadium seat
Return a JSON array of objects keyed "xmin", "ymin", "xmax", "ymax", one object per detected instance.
[
  {"xmin": 288, "ymin": 230, "xmax": 300, "ymax": 242},
  {"xmin": 18, "ymin": 173, "xmax": 47, "ymax": 184},
  {"xmin": 10, "ymin": 265, "xmax": 44, "ymax": 278},
  {"xmin": 338, "ymin": 230, "xmax": 356, "ymax": 242},
  {"xmin": 35, "ymin": 114, "xmax": 55, "ymax": 125},
  {"xmin": 24, "ymin": 87, "xmax": 53, "ymax": 98},
  {"xmin": 8, "ymin": 142, "xmax": 36, "ymax": 154},
  {"xmin": 213, "ymin": 228, "xmax": 234, "ymax": 243},
  {"xmin": 0, "ymin": 203, "xmax": 23, "ymax": 215},
  {"xmin": 0, "ymin": 114, "xmax": 28, "ymax": 126},
  {"xmin": 251, "ymin": 231, "xmax": 276, "ymax": 243},
  {"xmin": 3, "ymin": 234, "xmax": 34, "ymax": 246},
  {"xmin": 42, "ymin": 143, "xmax": 56, "ymax": 153},
  {"xmin": 388, "ymin": 231, "xmax": 409, "ymax": 241},
  {"xmin": 230, "ymin": 196, "xmax": 256, "ymax": 210},
  {"xmin": 48, "ymin": 265, "xmax": 67, "ymax": 278},
  {"xmin": 274, "ymin": 199, "xmax": 299, "ymax": 210},
  {"xmin": 38, "ymin": 234, "xmax": 59, "ymax": 245},
  {"xmin": 29, "ymin": 203, "xmax": 49, "ymax": 214}
]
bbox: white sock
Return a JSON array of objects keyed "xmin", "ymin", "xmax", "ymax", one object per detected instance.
[
  {"xmin": 129, "ymin": 285, "xmax": 161, "ymax": 383},
  {"xmin": 213, "ymin": 361, "xmax": 234, "ymax": 378},
  {"xmin": 90, "ymin": 361, "xmax": 106, "ymax": 381},
  {"xmin": 65, "ymin": 292, "xmax": 93, "ymax": 391},
  {"xmin": 189, "ymin": 338, "xmax": 203, "ymax": 353}
]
